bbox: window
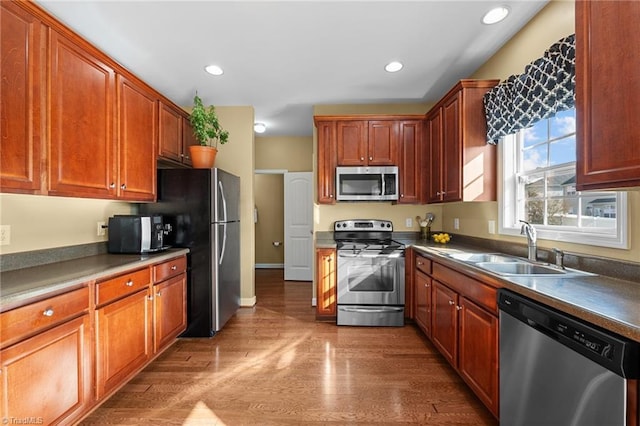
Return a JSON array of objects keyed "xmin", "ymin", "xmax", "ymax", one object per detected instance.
[{"xmin": 499, "ymin": 108, "xmax": 627, "ymax": 248}]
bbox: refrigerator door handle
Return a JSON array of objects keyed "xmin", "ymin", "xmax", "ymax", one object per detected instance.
[
  {"xmin": 218, "ymin": 181, "xmax": 228, "ymax": 223},
  {"xmin": 219, "ymin": 223, "xmax": 227, "ymax": 265}
]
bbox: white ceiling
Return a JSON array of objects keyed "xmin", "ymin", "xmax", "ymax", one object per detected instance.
[{"xmin": 36, "ymin": 0, "xmax": 548, "ymax": 137}]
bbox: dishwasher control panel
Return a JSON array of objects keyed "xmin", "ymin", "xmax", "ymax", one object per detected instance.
[{"xmin": 552, "ymin": 319, "xmax": 612, "ymax": 358}]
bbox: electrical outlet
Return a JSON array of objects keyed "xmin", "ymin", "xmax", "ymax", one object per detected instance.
[
  {"xmin": 453, "ymin": 218, "xmax": 460, "ymax": 230},
  {"xmin": 488, "ymin": 220, "xmax": 496, "ymax": 235},
  {"xmin": 405, "ymin": 218, "xmax": 413, "ymax": 228},
  {"xmin": 0, "ymin": 225, "xmax": 11, "ymax": 245},
  {"xmin": 97, "ymin": 221, "xmax": 106, "ymax": 236}
]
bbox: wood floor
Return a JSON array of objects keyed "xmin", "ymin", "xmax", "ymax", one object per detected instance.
[{"xmin": 80, "ymin": 269, "xmax": 497, "ymax": 425}]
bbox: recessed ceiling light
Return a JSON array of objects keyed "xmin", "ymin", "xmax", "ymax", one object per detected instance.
[
  {"xmin": 384, "ymin": 61, "xmax": 403, "ymax": 73},
  {"xmin": 482, "ymin": 6, "xmax": 510, "ymax": 25},
  {"xmin": 254, "ymin": 122, "xmax": 266, "ymax": 134},
  {"xmin": 204, "ymin": 65, "xmax": 223, "ymax": 76}
]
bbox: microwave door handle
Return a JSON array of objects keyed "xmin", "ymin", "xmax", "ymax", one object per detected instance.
[{"xmin": 381, "ymin": 174, "xmax": 385, "ymax": 196}]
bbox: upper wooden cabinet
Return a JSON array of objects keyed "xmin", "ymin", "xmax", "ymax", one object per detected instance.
[
  {"xmin": 426, "ymin": 80, "xmax": 499, "ymax": 203},
  {"xmin": 397, "ymin": 120, "xmax": 423, "ymax": 204},
  {"xmin": 576, "ymin": 0, "xmax": 640, "ymax": 190},
  {"xmin": 117, "ymin": 75, "xmax": 157, "ymax": 201},
  {"xmin": 158, "ymin": 101, "xmax": 183, "ymax": 163},
  {"xmin": 181, "ymin": 117, "xmax": 197, "ymax": 167},
  {"xmin": 315, "ymin": 120, "xmax": 338, "ymax": 204},
  {"xmin": 0, "ymin": 2, "xmax": 44, "ymax": 194},
  {"xmin": 336, "ymin": 120, "xmax": 397, "ymax": 166},
  {"xmin": 48, "ymin": 29, "xmax": 117, "ymax": 199}
]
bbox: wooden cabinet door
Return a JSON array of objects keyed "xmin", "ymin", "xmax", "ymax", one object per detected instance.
[
  {"xmin": 316, "ymin": 248, "xmax": 336, "ymax": 319},
  {"xmin": 158, "ymin": 101, "xmax": 183, "ymax": 162},
  {"xmin": 442, "ymin": 93, "xmax": 462, "ymax": 202},
  {"xmin": 153, "ymin": 274, "xmax": 187, "ymax": 353},
  {"xmin": 459, "ymin": 297, "xmax": 499, "ymax": 417},
  {"xmin": 427, "ymin": 110, "xmax": 443, "ymax": 203},
  {"xmin": 49, "ymin": 30, "xmax": 116, "ymax": 198},
  {"xmin": 367, "ymin": 120, "xmax": 397, "ymax": 165},
  {"xmin": 431, "ymin": 280, "xmax": 458, "ymax": 366},
  {"xmin": 95, "ymin": 289, "xmax": 151, "ymax": 399},
  {"xmin": 337, "ymin": 121, "xmax": 367, "ymax": 166},
  {"xmin": 0, "ymin": 315, "xmax": 92, "ymax": 425},
  {"xmin": 397, "ymin": 120, "xmax": 422, "ymax": 203},
  {"xmin": 0, "ymin": 2, "xmax": 44, "ymax": 194},
  {"xmin": 117, "ymin": 75, "xmax": 156, "ymax": 201},
  {"xmin": 576, "ymin": 0, "xmax": 640, "ymax": 190},
  {"xmin": 182, "ymin": 116, "xmax": 197, "ymax": 166},
  {"xmin": 316, "ymin": 121, "xmax": 337, "ymax": 204},
  {"xmin": 414, "ymin": 270, "xmax": 431, "ymax": 337}
]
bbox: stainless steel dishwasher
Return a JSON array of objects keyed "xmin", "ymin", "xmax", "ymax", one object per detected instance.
[{"xmin": 498, "ymin": 289, "xmax": 639, "ymax": 426}]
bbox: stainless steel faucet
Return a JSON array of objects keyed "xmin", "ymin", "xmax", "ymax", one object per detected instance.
[{"xmin": 519, "ymin": 220, "xmax": 537, "ymax": 261}]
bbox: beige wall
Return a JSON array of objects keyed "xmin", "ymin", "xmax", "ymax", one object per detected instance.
[
  {"xmin": 0, "ymin": 194, "xmax": 133, "ymax": 254},
  {"xmin": 254, "ymin": 174, "xmax": 284, "ymax": 265},
  {"xmin": 256, "ymin": 136, "xmax": 313, "ymax": 171},
  {"xmin": 452, "ymin": 0, "xmax": 639, "ymax": 264}
]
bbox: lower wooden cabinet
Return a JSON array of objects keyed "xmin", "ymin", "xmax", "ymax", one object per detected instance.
[
  {"xmin": 153, "ymin": 274, "xmax": 187, "ymax": 353},
  {"xmin": 459, "ymin": 297, "xmax": 499, "ymax": 415},
  {"xmin": 414, "ymin": 271, "xmax": 431, "ymax": 337},
  {"xmin": 0, "ymin": 314, "xmax": 92, "ymax": 425},
  {"xmin": 414, "ymin": 256, "xmax": 499, "ymax": 418},
  {"xmin": 95, "ymin": 288, "xmax": 151, "ymax": 398},
  {"xmin": 316, "ymin": 248, "xmax": 336, "ymax": 320}
]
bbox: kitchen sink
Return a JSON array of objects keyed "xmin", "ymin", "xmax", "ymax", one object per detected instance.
[
  {"xmin": 475, "ymin": 261, "xmax": 567, "ymax": 276},
  {"xmin": 448, "ymin": 253, "xmax": 521, "ymax": 263}
]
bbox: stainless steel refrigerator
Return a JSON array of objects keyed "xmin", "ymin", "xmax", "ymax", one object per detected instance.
[{"xmin": 140, "ymin": 168, "xmax": 240, "ymax": 337}]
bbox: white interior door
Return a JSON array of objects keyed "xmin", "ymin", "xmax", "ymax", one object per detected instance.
[{"xmin": 284, "ymin": 172, "xmax": 313, "ymax": 281}]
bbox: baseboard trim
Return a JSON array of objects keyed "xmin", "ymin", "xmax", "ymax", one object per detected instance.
[
  {"xmin": 255, "ymin": 263, "xmax": 284, "ymax": 269},
  {"xmin": 241, "ymin": 296, "xmax": 256, "ymax": 307}
]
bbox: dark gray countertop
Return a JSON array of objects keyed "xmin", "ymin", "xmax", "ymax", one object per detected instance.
[{"xmin": 0, "ymin": 248, "xmax": 189, "ymax": 312}]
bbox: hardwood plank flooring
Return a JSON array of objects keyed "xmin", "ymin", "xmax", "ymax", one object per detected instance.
[{"xmin": 80, "ymin": 269, "xmax": 497, "ymax": 425}]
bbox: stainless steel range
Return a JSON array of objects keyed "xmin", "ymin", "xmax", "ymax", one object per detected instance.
[{"xmin": 334, "ymin": 219, "xmax": 405, "ymax": 327}]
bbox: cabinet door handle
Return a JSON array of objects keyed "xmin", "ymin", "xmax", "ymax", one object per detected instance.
[
  {"xmin": 156, "ymin": 291, "xmax": 162, "ymax": 297},
  {"xmin": 125, "ymin": 280, "xmax": 134, "ymax": 287},
  {"xmin": 43, "ymin": 308, "xmax": 54, "ymax": 317},
  {"xmin": 121, "ymin": 184, "xmax": 127, "ymax": 190},
  {"xmin": 330, "ymin": 194, "xmax": 334, "ymax": 198},
  {"xmin": 148, "ymin": 295, "xmax": 154, "ymax": 301},
  {"xmin": 448, "ymin": 300, "xmax": 455, "ymax": 305},
  {"xmin": 109, "ymin": 182, "xmax": 116, "ymax": 189},
  {"xmin": 401, "ymin": 194, "xmax": 404, "ymax": 198},
  {"xmin": 171, "ymin": 265, "xmax": 177, "ymax": 271},
  {"xmin": 456, "ymin": 306, "xmax": 463, "ymax": 311},
  {"xmin": 360, "ymin": 157, "xmax": 365, "ymax": 161},
  {"xmin": 369, "ymin": 156, "xmax": 373, "ymax": 161}
]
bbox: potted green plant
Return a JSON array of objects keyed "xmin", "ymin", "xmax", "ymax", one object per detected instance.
[{"xmin": 189, "ymin": 93, "xmax": 229, "ymax": 168}]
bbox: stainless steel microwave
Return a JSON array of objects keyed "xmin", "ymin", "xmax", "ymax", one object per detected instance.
[{"xmin": 335, "ymin": 166, "xmax": 399, "ymax": 201}]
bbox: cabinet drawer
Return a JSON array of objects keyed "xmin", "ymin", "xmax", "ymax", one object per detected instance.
[
  {"xmin": 432, "ymin": 263, "xmax": 497, "ymax": 314},
  {"xmin": 415, "ymin": 255, "xmax": 432, "ymax": 275},
  {"xmin": 153, "ymin": 255, "xmax": 187, "ymax": 283},
  {"xmin": 96, "ymin": 267, "xmax": 150, "ymax": 306},
  {"xmin": 0, "ymin": 286, "xmax": 89, "ymax": 349}
]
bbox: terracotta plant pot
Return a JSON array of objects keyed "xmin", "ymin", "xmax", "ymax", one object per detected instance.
[{"xmin": 189, "ymin": 145, "xmax": 218, "ymax": 168}]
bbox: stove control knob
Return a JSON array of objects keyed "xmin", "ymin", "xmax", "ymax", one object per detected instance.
[{"xmin": 386, "ymin": 223, "xmax": 391, "ymax": 228}]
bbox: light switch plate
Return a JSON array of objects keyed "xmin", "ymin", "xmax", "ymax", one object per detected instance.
[
  {"xmin": 488, "ymin": 220, "xmax": 496, "ymax": 234},
  {"xmin": 453, "ymin": 218, "xmax": 460, "ymax": 230},
  {"xmin": 405, "ymin": 218, "xmax": 413, "ymax": 228}
]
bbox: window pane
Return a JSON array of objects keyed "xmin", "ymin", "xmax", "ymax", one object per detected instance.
[
  {"xmin": 524, "ymin": 200, "xmax": 545, "ymax": 225},
  {"xmin": 522, "ymin": 144, "xmax": 548, "ymax": 171},
  {"xmin": 547, "ymin": 198, "xmax": 570, "ymax": 225},
  {"xmin": 582, "ymin": 193, "xmax": 618, "ymax": 219},
  {"xmin": 522, "ymin": 120, "xmax": 547, "ymax": 148},
  {"xmin": 550, "ymin": 135, "xmax": 576, "ymax": 165},
  {"xmin": 550, "ymin": 109, "xmax": 576, "ymax": 139}
]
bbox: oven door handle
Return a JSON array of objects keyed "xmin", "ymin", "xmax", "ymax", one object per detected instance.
[{"xmin": 338, "ymin": 306, "xmax": 404, "ymax": 314}]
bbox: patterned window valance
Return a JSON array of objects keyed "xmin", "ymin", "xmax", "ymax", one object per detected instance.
[{"xmin": 483, "ymin": 34, "xmax": 576, "ymax": 144}]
